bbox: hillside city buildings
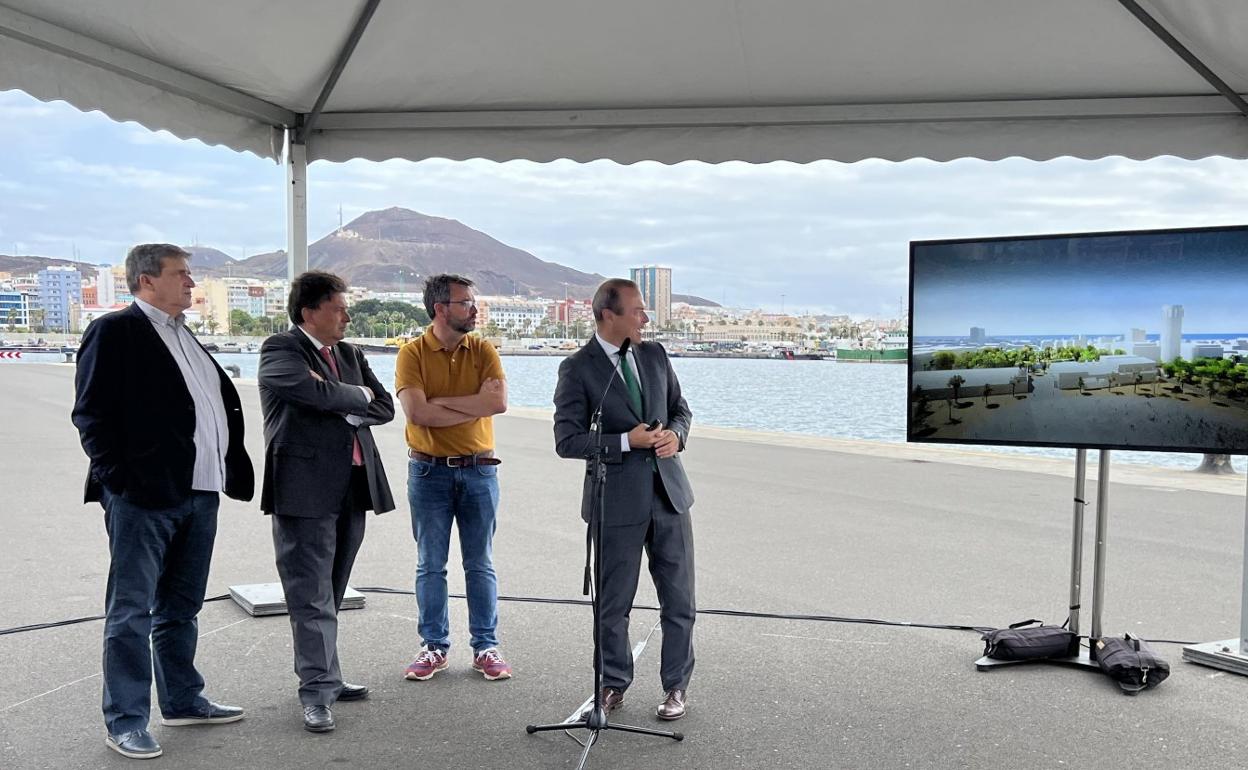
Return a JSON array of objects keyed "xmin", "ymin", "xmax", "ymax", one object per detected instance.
[{"xmin": 0, "ymin": 260, "xmax": 903, "ymax": 352}]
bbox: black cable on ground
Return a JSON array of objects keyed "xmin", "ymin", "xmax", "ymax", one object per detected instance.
[
  {"xmin": 0, "ymin": 587, "xmax": 1201, "ymax": 646},
  {"xmin": 0, "ymin": 594, "xmax": 232, "ymax": 636}
]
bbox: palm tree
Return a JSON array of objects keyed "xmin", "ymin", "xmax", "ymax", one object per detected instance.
[
  {"xmin": 1133, "ymin": 370, "xmax": 1143, "ymax": 395},
  {"xmin": 1077, "ymin": 376, "xmax": 1085, "ymax": 394},
  {"xmin": 982, "ymin": 383, "xmax": 993, "ymax": 406},
  {"xmin": 947, "ymin": 374, "xmax": 966, "ymax": 405}
]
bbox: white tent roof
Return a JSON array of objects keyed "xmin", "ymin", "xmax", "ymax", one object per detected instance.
[{"xmin": 1, "ymin": 0, "xmax": 1246, "ymax": 164}]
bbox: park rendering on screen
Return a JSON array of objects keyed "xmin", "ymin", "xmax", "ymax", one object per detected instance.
[{"xmin": 908, "ymin": 225, "xmax": 1248, "ymax": 454}]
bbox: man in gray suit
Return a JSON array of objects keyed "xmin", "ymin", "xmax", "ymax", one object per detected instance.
[
  {"xmin": 553, "ymin": 278, "xmax": 696, "ymax": 721},
  {"xmin": 258, "ymin": 271, "xmax": 395, "ymax": 733}
]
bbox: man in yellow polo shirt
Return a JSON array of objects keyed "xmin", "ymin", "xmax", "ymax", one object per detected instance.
[{"xmin": 394, "ymin": 274, "xmax": 511, "ymax": 682}]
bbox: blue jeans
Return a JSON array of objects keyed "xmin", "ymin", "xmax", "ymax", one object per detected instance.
[
  {"xmin": 408, "ymin": 459, "xmax": 500, "ymax": 652},
  {"xmin": 100, "ymin": 488, "xmax": 218, "ymax": 734}
]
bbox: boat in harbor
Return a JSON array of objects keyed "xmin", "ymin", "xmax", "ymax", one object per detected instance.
[{"xmin": 835, "ymin": 330, "xmax": 908, "ymax": 363}]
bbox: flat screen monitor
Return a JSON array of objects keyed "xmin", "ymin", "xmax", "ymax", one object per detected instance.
[{"xmin": 908, "ymin": 224, "xmax": 1248, "ymax": 454}]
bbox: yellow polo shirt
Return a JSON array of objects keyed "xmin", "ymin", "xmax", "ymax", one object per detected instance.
[{"xmin": 394, "ymin": 331, "xmax": 505, "ymax": 455}]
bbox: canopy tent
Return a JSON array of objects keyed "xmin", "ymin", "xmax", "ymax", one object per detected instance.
[{"xmin": 2, "ymin": 0, "xmax": 1247, "ymax": 167}]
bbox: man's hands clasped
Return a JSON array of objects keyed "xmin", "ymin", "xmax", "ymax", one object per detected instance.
[{"xmin": 627, "ymin": 421, "xmax": 679, "ymax": 459}]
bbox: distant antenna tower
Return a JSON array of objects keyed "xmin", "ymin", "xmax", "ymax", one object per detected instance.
[{"xmin": 338, "ymin": 204, "xmax": 344, "ymax": 231}]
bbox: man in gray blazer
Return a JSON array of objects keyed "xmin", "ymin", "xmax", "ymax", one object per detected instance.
[
  {"xmin": 553, "ymin": 278, "xmax": 696, "ymax": 721},
  {"xmin": 258, "ymin": 271, "xmax": 395, "ymax": 733}
]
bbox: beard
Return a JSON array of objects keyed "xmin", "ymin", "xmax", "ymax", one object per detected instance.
[{"xmin": 449, "ymin": 316, "xmax": 476, "ymax": 334}]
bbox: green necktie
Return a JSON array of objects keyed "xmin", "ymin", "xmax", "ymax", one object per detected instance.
[{"xmin": 619, "ymin": 351, "xmax": 643, "ymax": 415}]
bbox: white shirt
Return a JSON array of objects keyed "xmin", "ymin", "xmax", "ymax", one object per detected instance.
[
  {"xmin": 595, "ymin": 333, "xmax": 643, "ymax": 452},
  {"xmin": 135, "ymin": 298, "xmax": 229, "ymax": 492},
  {"xmin": 298, "ymin": 326, "xmax": 373, "ymax": 424}
]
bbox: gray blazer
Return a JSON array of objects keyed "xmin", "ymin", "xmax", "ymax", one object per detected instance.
[
  {"xmin": 258, "ymin": 329, "xmax": 395, "ymax": 517},
  {"xmin": 553, "ymin": 337, "xmax": 694, "ymax": 526}
]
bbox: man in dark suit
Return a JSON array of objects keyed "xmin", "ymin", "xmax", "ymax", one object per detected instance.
[
  {"xmin": 258, "ymin": 270, "xmax": 395, "ymax": 733},
  {"xmin": 72, "ymin": 243, "xmax": 254, "ymax": 761},
  {"xmin": 553, "ymin": 278, "xmax": 696, "ymax": 721}
]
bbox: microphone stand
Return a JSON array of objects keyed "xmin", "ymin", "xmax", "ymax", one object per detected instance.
[{"xmin": 526, "ymin": 339, "xmax": 682, "ymax": 768}]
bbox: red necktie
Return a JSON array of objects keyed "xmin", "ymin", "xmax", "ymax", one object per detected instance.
[{"xmin": 320, "ymin": 346, "xmax": 365, "ymax": 466}]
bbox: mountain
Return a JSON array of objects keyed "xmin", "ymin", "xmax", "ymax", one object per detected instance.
[
  {"xmin": 223, "ymin": 208, "xmax": 607, "ymax": 298},
  {"xmin": 0, "ymin": 254, "xmax": 101, "ymax": 277},
  {"xmin": 184, "ymin": 246, "xmax": 239, "ymax": 270},
  {"xmin": 674, "ymin": 293, "xmax": 719, "ymax": 307},
  {"xmin": 6, "ymin": 209, "xmax": 721, "ymax": 306}
]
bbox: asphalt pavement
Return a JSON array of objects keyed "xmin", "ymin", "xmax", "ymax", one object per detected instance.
[{"xmin": 2, "ymin": 364, "xmax": 1246, "ymax": 769}]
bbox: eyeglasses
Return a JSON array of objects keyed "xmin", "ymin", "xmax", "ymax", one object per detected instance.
[{"xmin": 443, "ymin": 300, "xmax": 477, "ymax": 308}]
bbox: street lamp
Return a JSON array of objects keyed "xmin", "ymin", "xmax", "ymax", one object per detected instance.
[{"xmin": 562, "ymin": 282, "xmax": 569, "ymax": 341}]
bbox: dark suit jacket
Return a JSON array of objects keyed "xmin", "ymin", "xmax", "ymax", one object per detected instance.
[
  {"xmin": 72, "ymin": 303, "xmax": 254, "ymax": 509},
  {"xmin": 553, "ymin": 337, "xmax": 694, "ymax": 526},
  {"xmin": 258, "ymin": 329, "xmax": 395, "ymax": 517}
]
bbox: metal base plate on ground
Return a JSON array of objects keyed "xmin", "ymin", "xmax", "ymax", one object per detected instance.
[
  {"xmin": 1182, "ymin": 639, "xmax": 1248, "ymax": 676},
  {"xmin": 228, "ymin": 582, "xmax": 366, "ymax": 617}
]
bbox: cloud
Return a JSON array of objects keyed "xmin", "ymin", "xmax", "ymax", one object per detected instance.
[
  {"xmin": 43, "ymin": 157, "xmax": 209, "ymax": 190},
  {"xmin": 130, "ymin": 224, "xmax": 168, "ymax": 243},
  {"xmin": 171, "ymin": 192, "xmax": 249, "ymax": 211}
]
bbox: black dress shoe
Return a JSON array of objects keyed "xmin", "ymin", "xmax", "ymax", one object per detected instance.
[
  {"xmin": 162, "ymin": 701, "xmax": 245, "ymax": 726},
  {"xmin": 303, "ymin": 705, "xmax": 335, "ymax": 733},
  {"xmin": 105, "ymin": 729, "xmax": 162, "ymax": 759},
  {"xmin": 338, "ymin": 683, "xmax": 369, "ymax": 702}
]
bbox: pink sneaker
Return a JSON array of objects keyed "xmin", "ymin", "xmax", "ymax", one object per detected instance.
[
  {"xmin": 472, "ymin": 648, "xmax": 512, "ymax": 680},
  {"xmin": 404, "ymin": 646, "xmax": 449, "ymax": 681}
]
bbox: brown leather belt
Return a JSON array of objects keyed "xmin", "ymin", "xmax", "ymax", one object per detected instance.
[{"xmin": 408, "ymin": 450, "xmax": 501, "ymax": 467}]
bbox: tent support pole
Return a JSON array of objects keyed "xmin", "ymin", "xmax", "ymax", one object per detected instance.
[{"xmin": 285, "ymin": 131, "xmax": 308, "ymax": 280}]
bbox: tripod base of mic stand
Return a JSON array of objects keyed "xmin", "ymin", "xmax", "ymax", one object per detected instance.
[
  {"xmin": 527, "ymin": 716, "xmax": 683, "ymax": 741},
  {"xmin": 527, "ymin": 709, "xmax": 683, "ymax": 770}
]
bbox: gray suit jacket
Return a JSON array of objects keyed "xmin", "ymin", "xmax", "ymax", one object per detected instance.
[
  {"xmin": 553, "ymin": 337, "xmax": 694, "ymax": 526},
  {"xmin": 258, "ymin": 329, "xmax": 395, "ymax": 517}
]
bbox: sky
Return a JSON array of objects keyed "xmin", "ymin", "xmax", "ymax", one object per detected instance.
[
  {"xmin": 913, "ymin": 229, "xmax": 1248, "ymax": 337},
  {"xmin": 2, "ymin": 88, "xmax": 1247, "ymax": 319}
]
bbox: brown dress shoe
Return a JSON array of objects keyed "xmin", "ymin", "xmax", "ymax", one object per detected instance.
[
  {"xmin": 657, "ymin": 689, "xmax": 686, "ymax": 720},
  {"xmin": 602, "ymin": 687, "xmax": 624, "ymax": 712}
]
